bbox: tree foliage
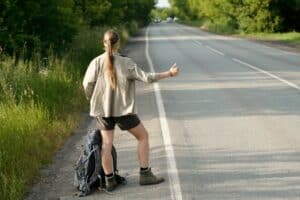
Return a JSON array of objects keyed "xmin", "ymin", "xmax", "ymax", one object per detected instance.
[
  {"xmin": 270, "ymin": 0, "xmax": 300, "ymax": 31},
  {"xmin": 0, "ymin": 0, "xmax": 155, "ymax": 57},
  {"xmin": 0, "ymin": 0, "xmax": 80, "ymax": 56},
  {"xmin": 170, "ymin": 0, "xmax": 300, "ymax": 33},
  {"xmin": 151, "ymin": 8, "xmax": 175, "ymax": 20},
  {"xmin": 73, "ymin": 0, "xmax": 154, "ymax": 26}
]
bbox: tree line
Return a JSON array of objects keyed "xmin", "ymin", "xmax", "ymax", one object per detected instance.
[
  {"xmin": 170, "ymin": 0, "xmax": 300, "ymax": 33},
  {"xmin": 0, "ymin": 0, "xmax": 155, "ymax": 57}
]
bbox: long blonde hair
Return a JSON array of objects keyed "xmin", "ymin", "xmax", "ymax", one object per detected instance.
[{"xmin": 103, "ymin": 30, "xmax": 119, "ymax": 90}]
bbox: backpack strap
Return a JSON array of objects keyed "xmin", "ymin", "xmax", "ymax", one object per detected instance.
[{"xmin": 93, "ymin": 144, "xmax": 102, "ymax": 183}]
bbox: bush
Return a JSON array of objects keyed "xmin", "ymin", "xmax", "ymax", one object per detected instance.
[
  {"xmin": 170, "ymin": 0, "xmax": 298, "ymax": 33},
  {"xmin": 236, "ymin": 0, "xmax": 280, "ymax": 33}
]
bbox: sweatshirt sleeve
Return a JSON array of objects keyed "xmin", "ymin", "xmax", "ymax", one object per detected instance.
[
  {"xmin": 83, "ymin": 58, "xmax": 98, "ymax": 100},
  {"xmin": 127, "ymin": 58, "xmax": 160, "ymax": 83}
]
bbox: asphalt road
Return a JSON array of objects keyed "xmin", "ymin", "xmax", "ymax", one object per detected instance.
[
  {"xmin": 26, "ymin": 22, "xmax": 300, "ymax": 200},
  {"xmin": 141, "ymin": 22, "xmax": 300, "ymax": 200}
]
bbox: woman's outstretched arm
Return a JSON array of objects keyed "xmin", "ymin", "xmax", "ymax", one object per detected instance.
[
  {"xmin": 128, "ymin": 59, "xmax": 179, "ymax": 83},
  {"xmin": 157, "ymin": 63, "xmax": 179, "ymax": 80}
]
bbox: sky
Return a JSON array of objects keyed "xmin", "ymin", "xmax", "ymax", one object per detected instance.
[{"xmin": 156, "ymin": 0, "xmax": 170, "ymax": 8}]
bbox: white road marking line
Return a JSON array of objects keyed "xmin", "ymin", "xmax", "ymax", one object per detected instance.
[
  {"xmin": 232, "ymin": 58, "xmax": 300, "ymax": 90},
  {"xmin": 145, "ymin": 26, "xmax": 183, "ymax": 200},
  {"xmin": 205, "ymin": 45, "xmax": 225, "ymax": 56},
  {"xmin": 194, "ymin": 40, "xmax": 203, "ymax": 46}
]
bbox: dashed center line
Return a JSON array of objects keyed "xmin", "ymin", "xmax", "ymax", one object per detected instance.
[
  {"xmin": 192, "ymin": 39, "xmax": 299, "ymax": 91},
  {"xmin": 205, "ymin": 45, "xmax": 225, "ymax": 56},
  {"xmin": 193, "ymin": 40, "xmax": 225, "ymax": 56},
  {"xmin": 193, "ymin": 40, "xmax": 203, "ymax": 46},
  {"xmin": 232, "ymin": 58, "xmax": 300, "ymax": 90}
]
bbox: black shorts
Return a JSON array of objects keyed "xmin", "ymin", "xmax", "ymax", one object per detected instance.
[{"xmin": 96, "ymin": 114, "xmax": 141, "ymax": 131}]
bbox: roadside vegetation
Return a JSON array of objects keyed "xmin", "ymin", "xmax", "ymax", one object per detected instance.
[
  {"xmin": 238, "ymin": 32, "xmax": 300, "ymax": 45},
  {"xmin": 167, "ymin": 0, "xmax": 300, "ymax": 45},
  {"xmin": 0, "ymin": 1, "xmax": 154, "ymax": 200}
]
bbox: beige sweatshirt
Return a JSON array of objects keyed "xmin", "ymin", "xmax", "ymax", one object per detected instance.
[{"xmin": 83, "ymin": 53, "xmax": 160, "ymax": 117}]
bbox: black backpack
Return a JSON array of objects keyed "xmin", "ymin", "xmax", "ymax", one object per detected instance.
[{"xmin": 74, "ymin": 129, "xmax": 126, "ymax": 197}]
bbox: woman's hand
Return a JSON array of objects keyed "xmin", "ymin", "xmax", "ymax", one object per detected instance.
[
  {"xmin": 169, "ymin": 63, "xmax": 179, "ymax": 77},
  {"xmin": 157, "ymin": 63, "xmax": 180, "ymax": 80}
]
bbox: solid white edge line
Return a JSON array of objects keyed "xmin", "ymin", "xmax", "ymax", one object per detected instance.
[
  {"xmin": 145, "ymin": 26, "xmax": 183, "ymax": 200},
  {"xmin": 232, "ymin": 58, "xmax": 300, "ymax": 90},
  {"xmin": 205, "ymin": 45, "xmax": 225, "ymax": 56}
]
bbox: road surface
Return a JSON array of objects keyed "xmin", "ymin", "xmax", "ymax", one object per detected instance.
[{"xmin": 26, "ymin": 22, "xmax": 300, "ymax": 200}]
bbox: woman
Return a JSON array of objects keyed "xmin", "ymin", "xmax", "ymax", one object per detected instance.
[{"xmin": 83, "ymin": 30, "xmax": 179, "ymax": 191}]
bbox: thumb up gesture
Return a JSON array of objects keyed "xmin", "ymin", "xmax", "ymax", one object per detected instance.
[{"xmin": 169, "ymin": 63, "xmax": 179, "ymax": 77}]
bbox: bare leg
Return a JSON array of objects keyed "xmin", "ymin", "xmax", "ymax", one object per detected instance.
[
  {"xmin": 128, "ymin": 123, "xmax": 149, "ymax": 168},
  {"xmin": 101, "ymin": 130, "xmax": 114, "ymax": 174}
]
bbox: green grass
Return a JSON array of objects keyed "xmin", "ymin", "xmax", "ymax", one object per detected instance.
[
  {"xmin": 238, "ymin": 31, "xmax": 300, "ymax": 45},
  {"xmin": 0, "ymin": 22, "xmax": 139, "ymax": 200},
  {"xmin": 0, "ymin": 56, "xmax": 85, "ymax": 200},
  {"xmin": 0, "ymin": 102, "xmax": 78, "ymax": 199}
]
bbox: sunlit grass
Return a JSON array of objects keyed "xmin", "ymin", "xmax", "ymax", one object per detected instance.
[
  {"xmin": 0, "ymin": 102, "xmax": 78, "ymax": 199},
  {"xmin": 0, "ymin": 56, "xmax": 84, "ymax": 200},
  {"xmin": 238, "ymin": 31, "xmax": 300, "ymax": 44}
]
